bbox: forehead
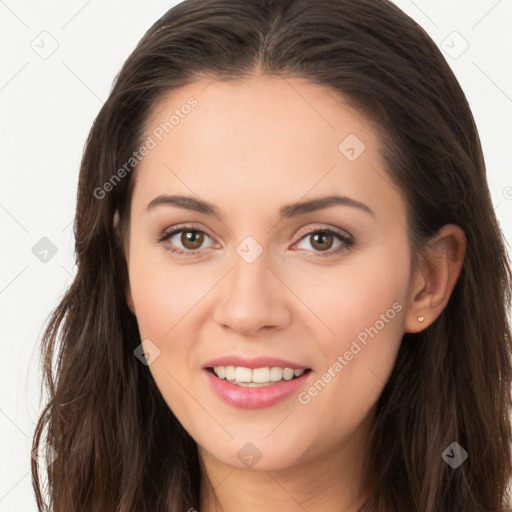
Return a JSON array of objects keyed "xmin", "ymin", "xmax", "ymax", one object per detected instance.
[
  {"xmin": 144, "ymin": 74, "xmax": 374, "ymax": 158},
  {"xmin": 132, "ymin": 75, "xmax": 404, "ymax": 225}
]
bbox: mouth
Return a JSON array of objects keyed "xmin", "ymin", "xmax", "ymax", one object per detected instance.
[
  {"xmin": 207, "ymin": 365, "xmax": 312, "ymax": 387},
  {"xmin": 203, "ymin": 364, "xmax": 313, "ymax": 409}
]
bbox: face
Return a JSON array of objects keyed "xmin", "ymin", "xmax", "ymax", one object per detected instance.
[{"xmin": 124, "ymin": 75, "xmax": 414, "ymax": 472}]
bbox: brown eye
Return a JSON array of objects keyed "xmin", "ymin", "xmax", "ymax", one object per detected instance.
[
  {"xmin": 309, "ymin": 231, "xmax": 334, "ymax": 251},
  {"xmin": 180, "ymin": 230, "xmax": 204, "ymax": 250},
  {"xmin": 158, "ymin": 226, "xmax": 215, "ymax": 256},
  {"xmin": 293, "ymin": 228, "xmax": 354, "ymax": 257}
]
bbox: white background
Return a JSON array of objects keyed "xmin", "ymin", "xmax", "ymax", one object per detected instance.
[{"xmin": 1, "ymin": 0, "xmax": 511, "ymax": 509}]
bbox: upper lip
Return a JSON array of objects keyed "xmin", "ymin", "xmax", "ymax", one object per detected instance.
[{"xmin": 203, "ymin": 355, "xmax": 309, "ymax": 370}]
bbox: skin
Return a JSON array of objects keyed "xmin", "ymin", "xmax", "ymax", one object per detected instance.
[{"xmin": 122, "ymin": 74, "xmax": 465, "ymax": 511}]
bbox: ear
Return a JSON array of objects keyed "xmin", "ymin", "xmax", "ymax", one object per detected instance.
[
  {"xmin": 113, "ymin": 209, "xmax": 120, "ymax": 231},
  {"xmin": 113, "ymin": 209, "xmax": 136, "ymax": 315},
  {"xmin": 125, "ymin": 282, "xmax": 136, "ymax": 315},
  {"xmin": 405, "ymin": 224, "xmax": 466, "ymax": 333}
]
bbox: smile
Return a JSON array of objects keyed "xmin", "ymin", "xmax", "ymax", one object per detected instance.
[
  {"xmin": 211, "ymin": 365, "xmax": 307, "ymax": 386},
  {"xmin": 204, "ymin": 366, "xmax": 312, "ymax": 409}
]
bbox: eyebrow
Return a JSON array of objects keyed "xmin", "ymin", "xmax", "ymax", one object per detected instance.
[{"xmin": 146, "ymin": 193, "xmax": 374, "ymax": 219}]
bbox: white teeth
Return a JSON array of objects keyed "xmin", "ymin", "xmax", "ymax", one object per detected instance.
[
  {"xmin": 283, "ymin": 368, "xmax": 294, "ymax": 380},
  {"xmin": 212, "ymin": 365, "xmax": 307, "ymax": 385},
  {"xmin": 270, "ymin": 367, "xmax": 283, "ymax": 382},
  {"xmin": 225, "ymin": 365, "xmax": 235, "ymax": 381},
  {"xmin": 252, "ymin": 367, "xmax": 270, "ymax": 383},
  {"xmin": 234, "ymin": 367, "xmax": 252, "ymax": 382}
]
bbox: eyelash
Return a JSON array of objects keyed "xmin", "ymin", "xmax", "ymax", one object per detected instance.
[{"xmin": 157, "ymin": 224, "xmax": 354, "ymax": 258}]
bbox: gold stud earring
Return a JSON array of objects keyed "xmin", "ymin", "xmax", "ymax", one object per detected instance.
[{"xmin": 417, "ymin": 316, "xmax": 425, "ymax": 322}]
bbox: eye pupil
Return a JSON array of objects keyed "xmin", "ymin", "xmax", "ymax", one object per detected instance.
[
  {"xmin": 182, "ymin": 230, "xmax": 203, "ymax": 249},
  {"xmin": 311, "ymin": 232, "xmax": 333, "ymax": 251}
]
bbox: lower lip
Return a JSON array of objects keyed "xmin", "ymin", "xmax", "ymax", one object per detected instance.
[{"xmin": 203, "ymin": 369, "xmax": 312, "ymax": 409}]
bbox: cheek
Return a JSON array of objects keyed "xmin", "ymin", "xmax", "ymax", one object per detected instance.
[
  {"xmin": 127, "ymin": 238, "xmax": 213, "ymax": 340},
  {"xmin": 126, "ymin": 245, "xmax": 207, "ymax": 418},
  {"xmin": 290, "ymin": 248, "xmax": 409, "ymax": 431},
  {"xmin": 289, "ymin": 242, "xmax": 409, "ymax": 345}
]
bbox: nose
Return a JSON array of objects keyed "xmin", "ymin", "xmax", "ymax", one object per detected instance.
[{"xmin": 212, "ymin": 248, "xmax": 292, "ymax": 337}]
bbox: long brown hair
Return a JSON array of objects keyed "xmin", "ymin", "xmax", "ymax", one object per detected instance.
[{"xmin": 31, "ymin": 0, "xmax": 512, "ymax": 510}]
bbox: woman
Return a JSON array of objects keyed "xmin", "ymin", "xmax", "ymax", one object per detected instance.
[{"xmin": 31, "ymin": 0, "xmax": 512, "ymax": 510}]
